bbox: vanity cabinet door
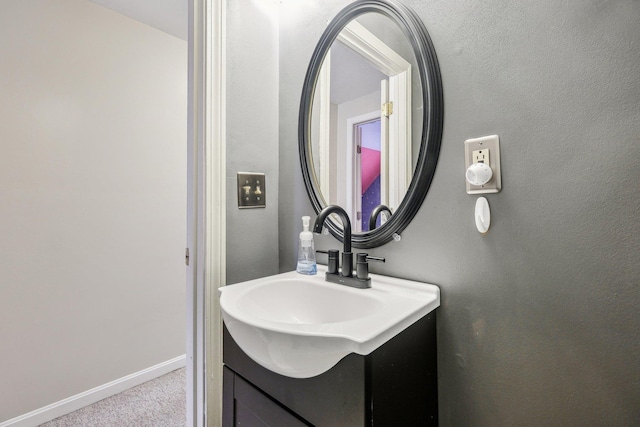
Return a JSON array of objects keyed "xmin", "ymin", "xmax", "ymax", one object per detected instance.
[
  {"xmin": 224, "ymin": 366, "xmax": 310, "ymax": 427},
  {"xmin": 223, "ymin": 312, "xmax": 437, "ymax": 426}
]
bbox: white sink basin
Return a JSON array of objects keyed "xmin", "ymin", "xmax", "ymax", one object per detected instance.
[{"xmin": 219, "ymin": 266, "xmax": 440, "ymax": 378}]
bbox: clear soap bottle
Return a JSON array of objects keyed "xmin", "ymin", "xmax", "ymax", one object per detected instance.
[{"xmin": 296, "ymin": 216, "xmax": 317, "ymax": 275}]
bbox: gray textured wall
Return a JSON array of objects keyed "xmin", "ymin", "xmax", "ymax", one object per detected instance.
[
  {"xmin": 278, "ymin": 0, "xmax": 640, "ymax": 424},
  {"xmin": 226, "ymin": 1, "xmax": 280, "ymax": 285}
]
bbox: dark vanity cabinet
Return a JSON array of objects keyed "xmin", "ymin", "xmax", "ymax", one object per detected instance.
[{"xmin": 222, "ymin": 313, "xmax": 437, "ymax": 426}]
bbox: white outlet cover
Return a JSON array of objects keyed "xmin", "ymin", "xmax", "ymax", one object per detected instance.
[
  {"xmin": 464, "ymin": 135, "xmax": 501, "ymax": 194},
  {"xmin": 466, "ymin": 163, "xmax": 493, "ymax": 186}
]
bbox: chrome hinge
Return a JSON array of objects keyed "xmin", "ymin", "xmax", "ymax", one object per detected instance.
[
  {"xmin": 382, "ymin": 101, "xmax": 393, "ymax": 117},
  {"xmin": 356, "ymin": 144, "xmax": 362, "ymax": 154},
  {"xmin": 357, "ymin": 211, "xmax": 362, "ymax": 220},
  {"xmin": 185, "ymin": 248, "xmax": 190, "ymax": 266}
]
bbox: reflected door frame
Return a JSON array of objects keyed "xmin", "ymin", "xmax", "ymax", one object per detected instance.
[
  {"xmin": 347, "ymin": 111, "xmax": 382, "ymax": 232},
  {"xmin": 316, "ymin": 19, "xmax": 412, "ymax": 216}
]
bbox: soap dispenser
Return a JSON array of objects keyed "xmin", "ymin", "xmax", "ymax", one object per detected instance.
[{"xmin": 296, "ymin": 216, "xmax": 317, "ymax": 275}]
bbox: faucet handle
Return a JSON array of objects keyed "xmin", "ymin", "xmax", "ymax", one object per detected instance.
[
  {"xmin": 316, "ymin": 249, "xmax": 339, "ymax": 274},
  {"xmin": 355, "ymin": 253, "xmax": 385, "ymax": 280}
]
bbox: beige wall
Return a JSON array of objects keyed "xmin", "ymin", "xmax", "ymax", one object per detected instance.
[{"xmin": 0, "ymin": 1, "xmax": 186, "ymax": 421}]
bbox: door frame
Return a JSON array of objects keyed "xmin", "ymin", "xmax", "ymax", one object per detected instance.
[
  {"xmin": 187, "ymin": 0, "xmax": 225, "ymax": 426},
  {"xmin": 316, "ymin": 20, "xmax": 412, "ymax": 213},
  {"xmin": 346, "ymin": 111, "xmax": 381, "ymax": 231}
]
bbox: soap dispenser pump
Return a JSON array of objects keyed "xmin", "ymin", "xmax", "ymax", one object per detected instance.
[{"xmin": 296, "ymin": 216, "xmax": 317, "ymax": 275}]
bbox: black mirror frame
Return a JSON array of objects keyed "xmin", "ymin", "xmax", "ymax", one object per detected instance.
[{"xmin": 299, "ymin": 0, "xmax": 443, "ymax": 248}]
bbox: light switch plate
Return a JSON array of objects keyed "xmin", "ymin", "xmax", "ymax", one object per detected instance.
[
  {"xmin": 237, "ymin": 172, "xmax": 266, "ymax": 208},
  {"xmin": 464, "ymin": 135, "xmax": 501, "ymax": 194}
]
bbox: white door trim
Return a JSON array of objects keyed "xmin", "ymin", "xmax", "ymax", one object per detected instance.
[
  {"xmin": 337, "ymin": 21, "xmax": 409, "ymax": 76},
  {"xmin": 317, "ymin": 55, "xmax": 332, "ymax": 201},
  {"xmin": 187, "ymin": 0, "xmax": 225, "ymax": 426},
  {"xmin": 318, "ymin": 21, "xmax": 412, "ymax": 213},
  {"xmin": 346, "ymin": 110, "xmax": 381, "ymax": 231},
  {"xmin": 339, "ymin": 21, "xmax": 412, "ymax": 211}
]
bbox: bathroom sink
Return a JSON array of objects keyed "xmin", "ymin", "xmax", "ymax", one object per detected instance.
[{"xmin": 219, "ymin": 266, "xmax": 440, "ymax": 378}]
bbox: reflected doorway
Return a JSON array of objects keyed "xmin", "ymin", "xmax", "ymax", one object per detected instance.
[{"xmin": 355, "ymin": 118, "xmax": 382, "ymax": 231}]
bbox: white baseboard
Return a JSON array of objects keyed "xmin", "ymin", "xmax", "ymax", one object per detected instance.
[{"xmin": 0, "ymin": 354, "xmax": 186, "ymax": 427}]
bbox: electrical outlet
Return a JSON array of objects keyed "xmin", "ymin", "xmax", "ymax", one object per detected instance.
[
  {"xmin": 472, "ymin": 149, "xmax": 490, "ymax": 165},
  {"xmin": 464, "ymin": 135, "xmax": 501, "ymax": 194}
]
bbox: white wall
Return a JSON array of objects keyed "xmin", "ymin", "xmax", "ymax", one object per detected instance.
[{"xmin": 0, "ymin": 1, "xmax": 187, "ymax": 421}]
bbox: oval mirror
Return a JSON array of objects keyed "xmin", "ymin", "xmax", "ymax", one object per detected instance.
[{"xmin": 299, "ymin": 0, "xmax": 443, "ymax": 248}]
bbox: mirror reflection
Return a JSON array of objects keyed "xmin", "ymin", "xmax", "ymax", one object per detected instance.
[{"xmin": 309, "ymin": 12, "xmax": 423, "ymax": 233}]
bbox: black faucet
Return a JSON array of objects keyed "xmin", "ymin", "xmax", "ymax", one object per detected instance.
[
  {"xmin": 368, "ymin": 204, "xmax": 392, "ymax": 231},
  {"xmin": 313, "ymin": 205, "xmax": 353, "ymax": 277},
  {"xmin": 314, "ymin": 205, "xmax": 385, "ymax": 289}
]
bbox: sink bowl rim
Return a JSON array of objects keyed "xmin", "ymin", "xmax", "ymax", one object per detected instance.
[
  {"xmin": 232, "ymin": 276, "xmax": 386, "ymax": 326},
  {"xmin": 219, "ymin": 267, "xmax": 440, "ymax": 344}
]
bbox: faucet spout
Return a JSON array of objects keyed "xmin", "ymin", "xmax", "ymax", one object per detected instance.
[
  {"xmin": 313, "ymin": 205, "xmax": 353, "ymax": 277},
  {"xmin": 313, "ymin": 205, "xmax": 351, "ymax": 253},
  {"xmin": 368, "ymin": 204, "xmax": 392, "ymax": 231}
]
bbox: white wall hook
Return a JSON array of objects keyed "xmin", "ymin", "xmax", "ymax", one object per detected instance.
[{"xmin": 475, "ymin": 197, "xmax": 490, "ymax": 234}]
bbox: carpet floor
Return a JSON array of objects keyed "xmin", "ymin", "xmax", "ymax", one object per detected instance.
[{"xmin": 39, "ymin": 368, "xmax": 186, "ymax": 427}]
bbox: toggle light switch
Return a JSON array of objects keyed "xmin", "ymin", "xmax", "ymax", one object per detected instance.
[{"xmin": 237, "ymin": 172, "xmax": 266, "ymax": 208}]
